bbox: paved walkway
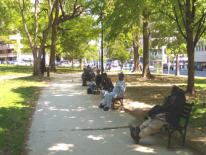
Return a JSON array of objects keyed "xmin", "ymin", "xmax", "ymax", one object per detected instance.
[{"xmin": 26, "ymin": 73, "xmax": 200, "ymax": 155}]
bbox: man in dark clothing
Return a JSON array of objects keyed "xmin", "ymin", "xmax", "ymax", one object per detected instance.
[
  {"xmin": 101, "ymin": 73, "xmax": 114, "ymax": 92},
  {"xmin": 95, "ymin": 69, "xmax": 102, "ymax": 89},
  {"xmin": 81, "ymin": 68, "xmax": 88, "ymax": 86},
  {"xmin": 130, "ymin": 86, "xmax": 186, "ymax": 143}
]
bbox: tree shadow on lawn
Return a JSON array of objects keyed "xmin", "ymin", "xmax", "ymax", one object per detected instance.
[
  {"xmin": 125, "ymin": 85, "xmax": 172, "ymax": 105},
  {"xmin": 0, "ymin": 85, "xmax": 42, "ymax": 155},
  {"xmin": 109, "ymin": 73, "xmax": 206, "ymax": 130},
  {"xmin": 190, "ymin": 104, "xmax": 206, "ymax": 128},
  {"xmin": 11, "ymin": 75, "xmax": 50, "ymax": 83},
  {"xmin": 0, "ymin": 107, "xmax": 31, "ymax": 155},
  {"xmin": 109, "ymin": 73, "xmax": 187, "ymax": 85}
]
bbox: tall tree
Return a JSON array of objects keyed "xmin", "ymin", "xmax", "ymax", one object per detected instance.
[
  {"xmin": 105, "ymin": 34, "xmax": 131, "ymax": 67},
  {"xmin": 105, "ymin": 0, "xmax": 142, "ymax": 73},
  {"xmin": 159, "ymin": 0, "xmax": 206, "ymax": 94},
  {"xmin": 105, "ymin": 0, "xmax": 158, "ymax": 78},
  {"xmin": 49, "ymin": 0, "xmax": 85, "ymax": 71},
  {"xmin": 151, "ymin": 11, "xmax": 187, "ymax": 76},
  {"xmin": 18, "ymin": 0, "xmax": 57, "ymax": 76},
  {"xmin": 59, "ymin": 16, "xmax": 99, "ymax": 67}
]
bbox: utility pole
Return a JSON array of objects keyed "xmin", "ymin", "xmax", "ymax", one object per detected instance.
[{"xmin": 100, "ymin": 8, "xmax": 104, "ymax": 74}]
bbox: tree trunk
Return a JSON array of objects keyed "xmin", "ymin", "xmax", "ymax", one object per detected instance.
[
  {"xmin": 79, "ymin": 59, "xmax": 83, "ymax": 69},
  {"xmin": 132, "ymin": 41, "xmax": 141, "ymax": 72},
  {"xmin": 142, "ymin": 10, "xmax": 152, "ymax": 78},
  {"xmin": 32, "ymin": 48, "xmax": 38, "ymax": 76},
  {"xmin": 185, "ymin": 0, "xmax": 195, "ymax": 94},
  {"xmin": 186, "ymin": 39, "xmax": 195, "ymax": 94},
  {"xmin": 71, "ymin": 58, "xmax": 74, "ymax": 68},
  {"xmin": 49, "ymin": 1, "xmax": 59, "ymax": 72},
  {"xmin": 40, "ymin": 45, "xmax": 46, "ymax": 75},
  {"xmin": 175, "ymin": 54, "xmax": 180, "ymax": 76}
]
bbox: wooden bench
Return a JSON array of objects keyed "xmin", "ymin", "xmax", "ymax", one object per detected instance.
[
  {"xmin": 165, "ymin": 103, "xmax": 194, "ymax": 148},
  {"xmin": 111, "ymin": 96, "xmax": 124, "ymax": 110}
]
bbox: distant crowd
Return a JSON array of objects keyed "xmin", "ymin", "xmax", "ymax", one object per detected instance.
[{"xmin": 81, "ymin": 66, "xmax": 126, "ymax": 111}]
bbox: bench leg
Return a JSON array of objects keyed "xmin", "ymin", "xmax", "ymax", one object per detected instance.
[
  {"xmin": 168, "ymin": 130, "xmax": 174, "ymax": 148},
  {"xmin": 120, "ymin": 99, "xmax": 124, "ymax": 110},
  {"xmin": 182, "ymin": 130, "xmax": 186, "ymax": 146}
]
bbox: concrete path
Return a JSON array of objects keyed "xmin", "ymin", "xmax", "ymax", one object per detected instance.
[{"xmin": 27, "ymin": 73, "xmax": 200, "ymax": 155}]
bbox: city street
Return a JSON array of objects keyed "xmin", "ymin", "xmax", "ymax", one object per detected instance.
[{"xmin": 161, "ymin": 70, "xmax": 206, "ymax": 77}]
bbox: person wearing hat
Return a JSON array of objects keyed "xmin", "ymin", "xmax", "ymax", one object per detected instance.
[{"xmin": 99, "ymin": 72, "xmax": 126, "ymax": 111}]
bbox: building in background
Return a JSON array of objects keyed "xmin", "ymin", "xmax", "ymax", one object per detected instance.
[
  {"xmin": 195, "ymin": 43, "xmax": 206, "ymax": 70},
  {"xmin": 0, "ymin": 33, "xmax": 22, "ymax": 63},
  {"xmin": 0, "ymin": 43, "xmax": 16, "ymax": 63},
  {"xmin": 149, "ymin": 46, "xmax": 167, "ymax": 73}
]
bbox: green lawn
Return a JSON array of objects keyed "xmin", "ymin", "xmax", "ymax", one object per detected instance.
[
  {"xmin": 56, "ymin": 66, "xmax": 82, "ymax": 73},
  {"xmin": 0, "ymin": 65, "xmax": 46, "ymax": 155},
  {"xmin": 189, "ymin": 78, "xmax": 206, "ymax": 128},
  {"xmin": 112, "ymin": 73, "xmax": 206, "ymax": 128},
  {"xmin": 0, "ymin": 65, "xmax": 205, "ymax": 154},
  {"xmin": 0, "ymin": 64, "xmax": 32, "ymax": 75}
]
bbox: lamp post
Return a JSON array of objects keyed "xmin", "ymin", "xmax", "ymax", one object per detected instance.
[{"xmin": 100, "ymin": 5, "xmax": 104, "ymax": 74}]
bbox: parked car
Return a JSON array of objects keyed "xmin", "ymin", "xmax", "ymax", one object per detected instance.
[
  {"xmin": 14, "ymin": 60, "xmax": 31, "ymax": 66},
  {"xmin": 163, "ymin": 63, "xmax": 174, "ymax": 70},
  {"xmin": 60, "ymin": 60, "xmax": 71, "ymax": 67},
  {"xmin": 149, "ymin": 65, "xmax": 156, "ymax": 71}
]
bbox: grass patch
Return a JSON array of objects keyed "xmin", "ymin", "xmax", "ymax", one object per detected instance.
[
  {"xmin": 56, "ymin": 67, "xmax": 82, "ymax": 73},
  {"xmin": 0, "ymin": 76, "xmax": 46, "ymax": 155},
  {"xmin": 0, "ymin": 65, "xmax": 32, "ymax": 75},
  {"xmin": 190, "ymin": 103, "xmax": 206, "ymax": 128},
  {"xmin": 109, "ymin": 73, "xmax": 206, "ymax": 128}
]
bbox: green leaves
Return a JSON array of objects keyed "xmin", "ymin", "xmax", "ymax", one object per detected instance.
[{"xmin": 59, "ymin": 15, "xmax": 99, "ymax": 60}]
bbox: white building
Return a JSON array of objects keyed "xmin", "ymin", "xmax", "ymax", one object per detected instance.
[{"xmin": 195, "ymin": 43, "xmax": 206, "ymax": 70}]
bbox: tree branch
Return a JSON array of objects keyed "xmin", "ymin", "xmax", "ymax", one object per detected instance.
[
  {"xmin": 39, "ymin": 0, "xmax": 57, "ymax": 57},
  {"xmin": 58, "ymin": 4, "xmax": 84, "ymax": 24},
  {"xmin": 177, "ymin": 0, "xmax": 187, "ymax": 28},
  {"xmin": 191, "ymin": 0, "xmax": 197, "ymax": 19},
  {"xmin": 159, "ymin": 9, "xmax": 176, "ymax": 21},
  {"xmin": 173, "ymin": 6, "xmax": 187, "ymax": 40},
  {"xmin": 194, "ymin": 23, "xmax": 206, "ymax": 46},
  {"xmin": 194, "ymin": 11, "xmax": 206, "ymax": 26},
  {"xmin": 18, "ymin": 0, "xmax": 33, "ymax": 50},
  {"xmin": 59, "ymin": 0, "xmax": 66, "ymax": 17}
]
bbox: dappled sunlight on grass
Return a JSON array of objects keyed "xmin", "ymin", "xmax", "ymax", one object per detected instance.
[
  {"xmin": 56, "ymin": 67, "xmax": 82, "ymax": 73},
  {"xmin": 108, "ymin": 73, "xmax": 206, "ymax": 129},
  {"xmin": 190, "ymin": 104, "xmax": 206, "ymax": 128},
  {"xmin": 0, "ymin": 64, "xmax": 32, "ymax": 75},
  {"xmin": 0, "ymin": 76, "xmax": 46, "ymax": 154}
]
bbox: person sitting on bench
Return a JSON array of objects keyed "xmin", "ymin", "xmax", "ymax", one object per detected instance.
[
  {"xmin": 130, "ymin": 85, "xmax": 186, "ymax": 143},
  {"xmin": 87, "ymin": 77, "xmax": 97, "ymax": 94},
  {"xmin": 95, "ymin": 69, "xmax": 102, "ymax": 89},
  {"xmin": 82, "ymin": 67, "xmax": 95, "ymax": 86},
  {"xmin": 99, "ymin": 72, "xmax": 126, "ymax": 111},
  {"xmin": 101, "ymin": 73, "xmax": 114, "ymax": 92}
]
